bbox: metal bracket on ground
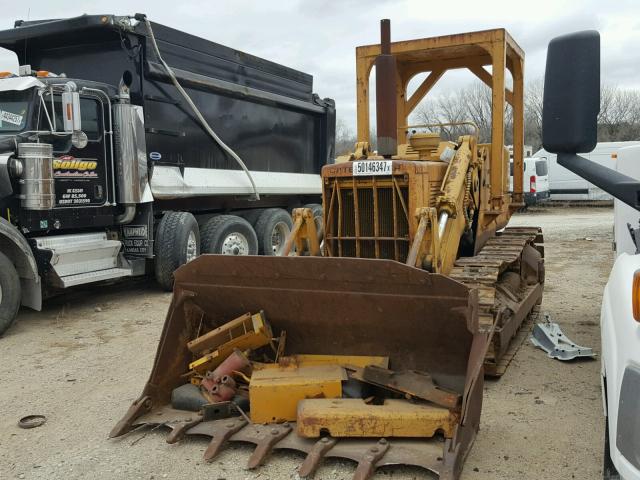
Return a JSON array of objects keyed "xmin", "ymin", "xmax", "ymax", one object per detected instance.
[{"xmin": 530, "ymin": 314, "xmax": 596, "ymax": 361}]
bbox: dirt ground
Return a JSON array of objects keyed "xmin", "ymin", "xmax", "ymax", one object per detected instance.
[{"xmin": 0, "ymin": 206, "xmax": 612, "ymax": 480}]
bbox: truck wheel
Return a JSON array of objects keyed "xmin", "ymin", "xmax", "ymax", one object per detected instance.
[
  {"xmin": 0, "ymin": 251, "xmax": 21, "ymax": 336},
  {"xmin": 154, "ymin": 211, "xmax": 200, "ymax": 291},
  {"xmin": 303, "ymin": 203, "xmax": 324, "ymax": 243},
  {"xmin": 254, "ymin": 208, "xmax": 293, "ymax": 256},
  {"xmin": 201, "ymin": 215, "xmax": 258, "ymax": 256}
]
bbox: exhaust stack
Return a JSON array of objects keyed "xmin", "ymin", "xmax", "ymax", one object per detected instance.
[{"xmin": 375, "ymin": 19, "xmax": 398, "ymax": 157}]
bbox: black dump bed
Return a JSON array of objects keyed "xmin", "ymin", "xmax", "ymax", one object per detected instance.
[{"xmin": 0, "ymin": 15, "xmax": 335, "ymax": 175}]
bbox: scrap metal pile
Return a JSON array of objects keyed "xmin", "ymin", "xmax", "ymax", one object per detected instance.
[
  {"xmin": 111, "ymin": 255, "xmax": 485, "ymax": 479},
  {"xmin": 172, "ymin": 309, "xmax": 464, "ymax": 458}
]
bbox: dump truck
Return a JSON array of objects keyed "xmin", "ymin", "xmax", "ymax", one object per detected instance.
[
  {"xmin": 112, "ymin": 21, "xmax": 545, "ymax": 479},
  {"xmin": 0, "ymin": 14, "xmax": 335, "ymax": 335}
]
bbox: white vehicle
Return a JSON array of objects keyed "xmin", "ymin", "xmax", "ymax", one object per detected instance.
[
  {"xmin": 543, "ymin": 31, "xmax": 640, "ymax": 479},
  {"xmin": 603, "ymin": 144, "xmax": 640, "ymax": 479},
  {"xmin": 509, "ymin": 157, "xmax": 550, "ymax": 205},
  {"xmin": 534, "ymin": 142, "xmax": 640, "ymax": 201},
  {"xmin": 614, "ymin": 146, "xmax": 640, "ymax": 256}
]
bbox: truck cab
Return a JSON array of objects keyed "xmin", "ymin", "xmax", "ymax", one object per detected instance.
[
  {"xmin": 0, "ymin": 68, "xmax": 153, "ymax": 334},
  {"xmin": 0, "ymin": 74, "xmax": 129, "ymax": 231}
]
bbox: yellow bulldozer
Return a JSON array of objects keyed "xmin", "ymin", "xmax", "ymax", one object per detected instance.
[{"xmin": 111, "ymin": 21, "xmax": 544, "ymax": 480}]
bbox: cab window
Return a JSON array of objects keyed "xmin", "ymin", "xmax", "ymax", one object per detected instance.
[
  {"xmin": 38, "ymin": 93, "xmax": 102, "ymax": 141},
  {"xmin": 80, "ymin": 97, "xmax": 101, "ymax": 141}
]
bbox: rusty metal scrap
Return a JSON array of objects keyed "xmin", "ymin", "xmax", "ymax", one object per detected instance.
[
  {"xmin": 201, "ymin": 374, "xmax": 237, "ymax": 403},
  {"xmin": 201, "ymin": 401, "xmax": 238, "ymax": 421},
  {"xmin": 347, "ymin": 365, "xmax": 461, "ymax": 409},
  {"xmin": 112, "ymin": 241, "xmax": 486, "ymax": 479},
  {"xmin": 18, "ymin": 414, "xmax": 46, "ymax": 429}
]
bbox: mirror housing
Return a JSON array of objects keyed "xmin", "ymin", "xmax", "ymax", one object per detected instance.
[
  {"xmin": 62, "ymin": 82, "xmax": 81, "ymax": 133},
  {"xmin": 542, "ymin": 30, "xmax": 600, "ymax": 154}
]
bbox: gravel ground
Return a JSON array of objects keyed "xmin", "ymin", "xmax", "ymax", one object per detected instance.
[{"xmin": 0, "ymin": 206, "xmax": 613, "ymax": 480}]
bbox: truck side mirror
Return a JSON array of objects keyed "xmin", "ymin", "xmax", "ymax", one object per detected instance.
[
  {"xmin": 62, "ymin": 87, "xmax": 82, "ymax": 133},
  {"xmin": 542, "ymin": 30, "xmax": 640, "ymax": 211},
  {"xmin": 542, "ymin": 30, "xmax": 600, "ymax": 154}
]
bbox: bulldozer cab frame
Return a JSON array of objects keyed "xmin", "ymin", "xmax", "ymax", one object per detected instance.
[{"xmin": 355, "ymin": 28, "xmax": 526, "ymax": 208}]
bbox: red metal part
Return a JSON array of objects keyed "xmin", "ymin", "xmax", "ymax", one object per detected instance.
[
  {"xmin": 212, "ymin": 349, "xmax": 252, "ymax": 379},
  {"xmin": 201, "ymin": 376, "xmax": 236, "ymax": 403}
]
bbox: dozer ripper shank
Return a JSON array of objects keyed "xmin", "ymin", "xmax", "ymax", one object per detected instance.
[{"xmin": 112, "ymin": 20, "xmax": 543, "ymax": 479}]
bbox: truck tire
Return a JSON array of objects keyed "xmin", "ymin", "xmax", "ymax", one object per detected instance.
[
  {"xmin": 201, "ymin": 215, "xmax": 258, "ymax": 256},
  {"xmin": 303, "ymin": 203, "xmax": 324, "ymax": 243},
  {"xmin": 0, "ymin": 251, "xmax": 21, "ymax": 336},
  {"xmin": 254, "ymin": 208, "xmax": 293, "ymax": 256},
  {"xmin": 154, "ymin": 211, "xmax": 200, "ymax": 291}
]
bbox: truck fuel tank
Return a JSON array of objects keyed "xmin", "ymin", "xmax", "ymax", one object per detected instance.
[{"xmin": 17, "ymin": 143, "xmax": 55, "ymax": 210}]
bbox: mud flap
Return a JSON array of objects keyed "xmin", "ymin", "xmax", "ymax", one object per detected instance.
[{"xmin": 111, "ymin": 255, "xmax": 486, "ymax": 479}]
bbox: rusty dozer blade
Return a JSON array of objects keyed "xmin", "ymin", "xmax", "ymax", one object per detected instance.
[{"xmin": 111, "ymin": 255, "xmax": 487, "ymax": 480}]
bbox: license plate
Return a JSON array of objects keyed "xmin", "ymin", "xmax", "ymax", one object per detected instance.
[{"xmin": 352, "ymin": 160, "xmax": 393, "ymax": 176}]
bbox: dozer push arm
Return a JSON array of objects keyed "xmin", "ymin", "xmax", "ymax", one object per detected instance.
[
  {"xmin": 407, "ymin": 135, "xmax": 477, "ymax": 273},
  {"xmin": 436, "ymin": 135, "xmax": 476, "ymax": 237},
  {"xmin": 281, "ymin": 208, "xmax": 321, "ymax": 256}
]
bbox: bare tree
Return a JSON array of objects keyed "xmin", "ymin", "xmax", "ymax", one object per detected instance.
[
  {"xmin": 335, "ymin": 117, "xmax": 356, "ymax": 156},
  {"xmin": 337, "ymin": 80, "xmax": 640, "ymax": 158},
  {"xmin": 524, "ymin": 78, "xmax": 544, "ymax": 150},
  {"xmin": 598, "ymin": 85, "xmax": 640, "ymax": 141},
  {"xmin": 411, "ymin": 80, "xmax": 510, "ymax": 144}
]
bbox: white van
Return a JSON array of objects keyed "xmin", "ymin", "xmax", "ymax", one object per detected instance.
[
  {"xmin": 509, "ymin": 157, "xmax": 550, "ymax": 205},
  {"xmin": 534, "ymin": 141, "xmax": 640, "ymax": 201}
]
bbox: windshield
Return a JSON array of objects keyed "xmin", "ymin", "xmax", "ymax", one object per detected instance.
[
  {"xmin": 535, "ymin": 159, "xmax": 548, "ymax": 176},
  {"xmin": 0, "ymin": 90, "xmax": 31, "ymax": 133}
]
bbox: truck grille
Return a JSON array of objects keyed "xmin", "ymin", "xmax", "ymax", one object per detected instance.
[{"xmin": 324, "ymin": 176, "xmax": 410, "ymax": 261}]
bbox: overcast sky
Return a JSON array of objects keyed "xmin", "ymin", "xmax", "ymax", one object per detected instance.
[{"xmin": 1, "ymin": 0, "xmax": 639, "ymax": 131}]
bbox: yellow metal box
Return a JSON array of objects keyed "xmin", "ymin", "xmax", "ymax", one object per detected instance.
[
  {"xmin": 249, "ymin": 365, "xmax": 345, "ymax": 423},
  {"xmin": 296, "ymin": 398, "xmax": 458, "ymax": 438}
]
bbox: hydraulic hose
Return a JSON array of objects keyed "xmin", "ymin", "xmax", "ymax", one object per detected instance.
[{"xmin": 139, "ymin": 15, "xmax": 260, "ymax": 200}]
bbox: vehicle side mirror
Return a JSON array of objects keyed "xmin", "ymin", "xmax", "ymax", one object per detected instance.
[
  {"xmin": 62, "ymin": 87, "xmax": 81, "ymax": 133},
  {"xmin": 542, "ymin": 30, "xmax": 600, "ymax": 154}
]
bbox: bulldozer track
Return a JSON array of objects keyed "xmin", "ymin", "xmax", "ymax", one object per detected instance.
[
  {"xmin": 492, "ymin": 304, "xmax": 541, "ymax": 374},
  {"xmin": 450, "ymin": 226, "xmax": 544, "ymax": 377}
]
